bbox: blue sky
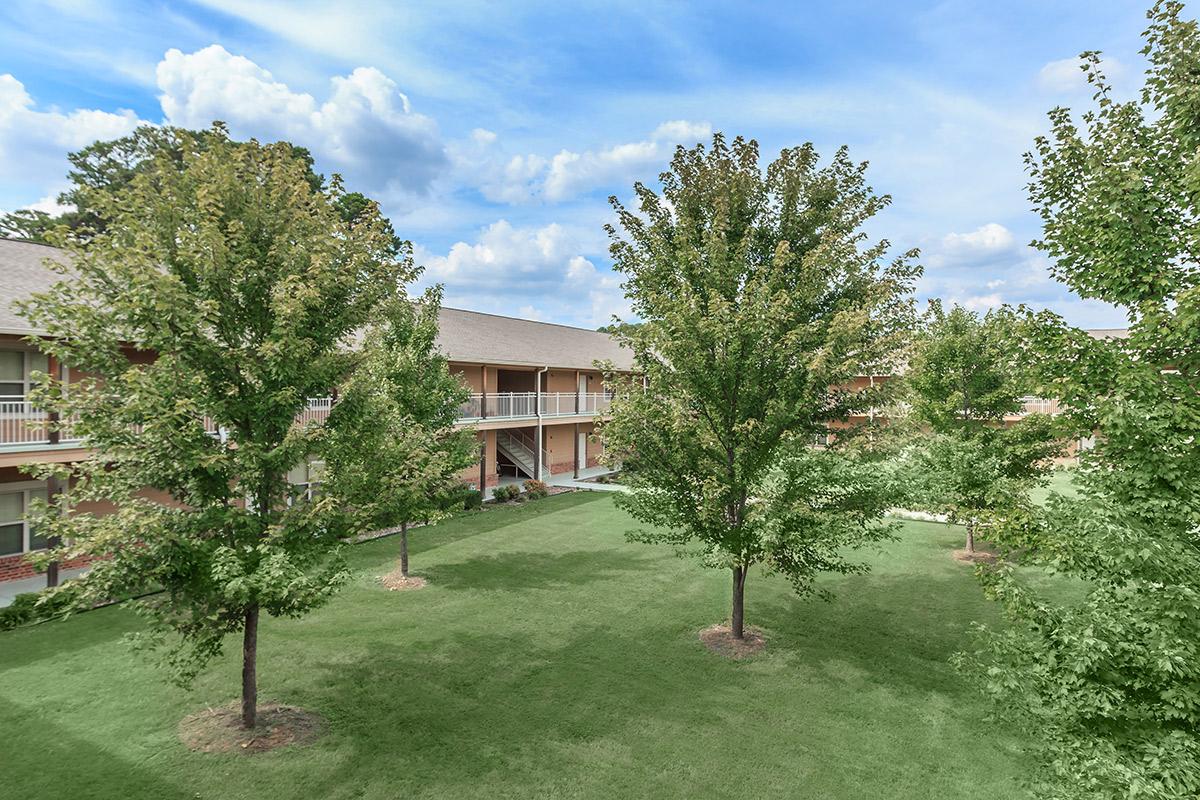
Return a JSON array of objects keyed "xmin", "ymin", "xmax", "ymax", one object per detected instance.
[{"xmin": 0, "ymin": 1, "xmax": 1152, "ymax": 329}]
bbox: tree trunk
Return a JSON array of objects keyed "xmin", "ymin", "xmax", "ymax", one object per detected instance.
[
  {"xmin": 241, "ymin": 604, "xmax": 259, "ymax": 729},
  {"xmin": 400, "ymin": 522, "xmax": 409, "ymax": 578},
  {"xmin": 965, "ymin": 521, "xmax": 975, "ymax": 554},
  {"xmin": 731, "ymin": 565, "xmax": 747, "ymax": 639}
]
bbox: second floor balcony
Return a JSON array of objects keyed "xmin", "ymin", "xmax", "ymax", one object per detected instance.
[
  {"xmin": 0, "ymin": 391, "xmax": 613, "ymax": 451},
  {"xmin": 456, "ymin": 392, "xmax": 612, "ymax": 421}
]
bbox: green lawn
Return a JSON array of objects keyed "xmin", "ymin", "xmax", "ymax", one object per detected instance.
[
  {"xmin": 0, "ymin": 493, "xmax": 1026, "ymax": 799},
  {"xmin": 1030, "ymin": 467, "xmax": 1080, "ymax": 507}
]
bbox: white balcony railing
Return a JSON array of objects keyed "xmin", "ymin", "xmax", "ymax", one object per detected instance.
[
  {"xmin": 457, "ymin": 392, "xmax": 613, "ymax": 421},
  {"xmin": 0, "ymin": 396, "xmax": 332, "ymax": 450},
  {"xmin": 0, "ymin": 397, "xmax": 49, "ymax": 446},
  {"xmin": 1015, "ymin": 396, "xmax": 1060, "ymax": 416},
  {"xmin": 0, "ymin": 397, "xmax": 83, "ymax": 448},
  {"xmin": 1, "ymin": 391, "xmax": 616, "ymax": 450}
]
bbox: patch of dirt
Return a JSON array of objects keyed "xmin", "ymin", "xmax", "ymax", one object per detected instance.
[
  {"xmin": 179, "ymin": 702, "xmax": 324, "ymax": 754},
  {"xmin": 952, "ymin": 548, "xmax": 999, "ymax": 565},
  {"xmin": 381, "ymin": 570, "xmax": 428, "ymax": 591},
  {"xmin": 699, "ymin": 624, "xmax": 767, "ymax": 659}
]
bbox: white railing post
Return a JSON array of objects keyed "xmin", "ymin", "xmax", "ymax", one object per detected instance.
[{"xmin": 0, "ymin": 396, "xmax": 49, "ymax": 447}]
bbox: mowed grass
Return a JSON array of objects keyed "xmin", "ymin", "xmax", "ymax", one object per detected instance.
[
  {"xmin": 1030, "ymin": 467, "xmax": 1080, "ymax": 507},
  {"xmin": 0, "ymin": 493, "xmax": 1026, "ymax": 800}
]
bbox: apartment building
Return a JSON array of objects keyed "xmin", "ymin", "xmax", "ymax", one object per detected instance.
[{"xmin": 0, "ymin": 238, "xmax": 633, "ymax": 591}]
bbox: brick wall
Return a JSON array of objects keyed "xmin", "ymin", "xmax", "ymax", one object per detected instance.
[{"xmin": 0, "ymin": 552, "xmax": 94, "ymax": 584}]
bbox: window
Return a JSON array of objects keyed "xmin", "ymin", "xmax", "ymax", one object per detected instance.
[
  {"xmin": 0, "ymin": 349, "xmax": 55, "ymax": 400},
  {"xmin": 0, "ymin": 484, "xmax": 49, "ymax": 557},
  {"xmin": 286, "ymin": 459, "xmax": 325, "ymax": 503}
]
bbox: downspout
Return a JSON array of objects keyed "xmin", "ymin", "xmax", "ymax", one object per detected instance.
[{"xmin": 535, "ymin": 366, "xmax": 549, "ymax": 479}]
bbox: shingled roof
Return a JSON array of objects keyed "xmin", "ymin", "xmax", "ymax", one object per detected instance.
[
  {"xmin": 0, "ymin": 239, "xmax": 66, "ymax": 336},
  {"xmin": 433, "ymin": 306, "xmax": 633, "ymax": 370},
  {"xmin": 0, "ymin": 239, "xmax": 634, "ymax": 370}
]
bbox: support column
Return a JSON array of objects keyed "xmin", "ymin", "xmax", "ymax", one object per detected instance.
[
  {"xmin": 573, "ymin": 422, "xmax": 580, "ymax": 479},
  {"xmin": 46, "ymin": 354, "xmax": 60, "ymax": 446},
  {"xmin": 45, "ymin": 474, "xmax": 63, "ymax": 588},
  {"xmin": 534, "ymin": 367, "xmax": 547, "ymax": 478},
  {"xmin": 478, "ymin": 433, "xmax": 487, "ymax": 491},
  {"xmin": 480, "ymin": 365, "xmax": 488, "ymax": 419}
]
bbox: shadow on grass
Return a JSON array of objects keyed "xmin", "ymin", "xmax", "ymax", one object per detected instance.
[
  {"xmin": 298, "ymin": 624, "xmax": 733, "ymax": 798},
  {"xmin": 422, "ymin": 548, "xmax": 658, "ymax": 591},
  {"xmin": 0, "ymin": 696, "xmax": 193, "ymax": 799}
]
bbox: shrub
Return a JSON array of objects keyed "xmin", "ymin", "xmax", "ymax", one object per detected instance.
[
  {"xmin": 491, "ymin": 484, "xmax": 521, "ymax": 502},
  {"xmin": 522, "ymin": 479, "xmax": 549, "ymax": 499},
  {"xmin": 461, "ymin": 488, "xmax": 483, "ymax": 510},
  {"xmin": 0, "ymin": 586, "xmax": 79, "ymax": 631},
  {"xmin": 0, "ymin": 593, "xmax": 37, "ymax": 630}
]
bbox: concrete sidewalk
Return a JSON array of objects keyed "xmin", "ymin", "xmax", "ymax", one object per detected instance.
[
  {"xmin": 0, "ymin": 567, "xmax": 87, "ymax": 608},
  {"xmin": 545, "ymin": 466, "xmax": 628, "ymax": 493}
]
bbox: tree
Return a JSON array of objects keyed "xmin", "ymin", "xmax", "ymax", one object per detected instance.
[
  {"xmin": 0, "ymin": 209, "xmax": 58, "ymax": 242},
  {"xmin": 320, "ymin": 286, "xmax": 477, "ymax": 582},
  {"xmin": 906, "ymin": 303, "xmax": 1063, "ymax": 554},
  {"xmin": 596, "ymin": 321, "xmax": 643, "ymax": 336},
  {"xmin": 958, "ymin": 4, "xmax": 1200, "ymax": 796},
  {"xmin": 0, "ymin": 125, "xmax": 391, "ymax": 248},
  {"xmin": 19, "ymin": 124, "xmax": 409, "ymax": 729},
  {"xmin": 600, "ymin": 134, "xmax": 918, "ymax": 640}
]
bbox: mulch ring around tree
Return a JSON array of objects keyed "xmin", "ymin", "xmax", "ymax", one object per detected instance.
[
  {"xmin": 380, "ymin": 569, "xmax": 428, "ymax": 591},
  {"xmin": 699, "ymin": 624, "xmax": 767, "ymax": 659},
  {"xmin": 952, "ymin": 547, "xmax": 999, "ymax": 565},
  {"xmin": 179, "ymin": 703, "xmax": 324, "ymax": 754}
]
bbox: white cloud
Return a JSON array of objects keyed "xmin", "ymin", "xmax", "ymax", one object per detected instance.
[
  {"xmin": 416, "ymin": 219, "xmax": 629, "ymax": 328},
  {"xmin": 1037, "ymin": 56, "xmax": 1123, "ymax": 93},
  {"xmin": 517, "ymin": 304, "xmax": 545, "ymax": 321},
  {"xmin": 471, "ymin": 128, "xmax": 497, "ymax": 145},
  {"xmin": 0, "ymin": 74, "xmax": 143, "ymax": 185},
  {"xmin": 956, "ymin": 293, "xmax": 1004, "ymax": 312},
  {"xmin": 458, "ymin": 120, "xmax": 712, "ymax": 204},
  {"xmin": 941, "ymin": 222, "xmax": 1014, "ymax": 254},
  {"xmin": 156, "ymin": 45, "xmax": 447, "ymax": 195}
]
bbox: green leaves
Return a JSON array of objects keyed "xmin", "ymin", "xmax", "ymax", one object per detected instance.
[
  {"xmin": 19, "ymin": 124, "xmax": 409, "ymax": 689},
  {"xmin": 602, "ymin": 133, "xmax": 915, "ymax": 601},
  {"xmin": 964, "ymin": 5, "xmax": 1200, "ymax": 797},
  {"xmin": 319, "ymin": 286, "xmax": 477, "ymax": 540}
]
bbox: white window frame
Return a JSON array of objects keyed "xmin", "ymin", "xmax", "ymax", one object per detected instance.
[
  {"xmin": 0, "ymin": 347, "xmax": 65, "ymax": 401},
  {"xmin": 286, "ymin": 459, "xmax": 325, "ymax": 504},
  {"xmin": 0, "ymin": 480, "xmax": 50, "ymax": 556}
]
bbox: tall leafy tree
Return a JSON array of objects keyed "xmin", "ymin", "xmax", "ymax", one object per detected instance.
[
  {"xmin": 601, "ymin": 134, "xmax": 918, "ymax": 640},
  {"xmin": 906, "ymin": 303, "xmax": 1063, "ymax": 554},
  {"xmin": 321, "ymin": 287, "xmax": 477, "ymax": 582},
  {"xmin": 959, "ymin": 4, "xmax": 1200, "ymax": 797},
  {"xmin": 0, "ymin": 125, "xmax": 396, "ymax": 249},
  {"xmin": 20, "ymin": 124, "xmax": 409, "ymax": 729}
]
